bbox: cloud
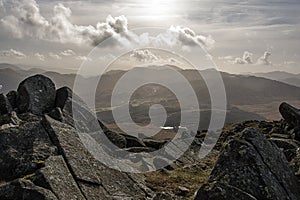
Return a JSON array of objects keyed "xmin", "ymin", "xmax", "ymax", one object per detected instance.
[
  {"xmin": 0, "ymin": 49, "xmax": 26, "ymax": 59},
  {"xmin": 0, "ymin": 0, "xmax": 214, "ymax": 50},
  {"xmin": 76, "ymin": 56, "xmax": 92, "ymax": 61},
  {"xmin": 130, "ymin": 49, "xmax": 159, "ymax": 62},
  {"xmin": 284, "ymin": 61, "xmax": 296, "ymax": 65},
  {"xmin": 60, "ymin": 49, "xmax": 76, "ymax": 56},
  {"xmin": 34, "ymin": 53, "xmax": 45, "ymax": 61},
  {"xmin": 257, "ymin": 51, "xmax": 272, "ymax": 65},
  {"xmin": 49, "ymin": 52, "xmax": 62, "ymax": 60},
  {"xmin": 0, "ymin": 0, "xmax": 130, "ymax": 46},
  {"xmin": 234, "ymin": 51, "xmax": 253, "ymax": 64},
  {"xmin": 99, "ymin": 54, "xmax": 116, "ymax": 61},
  {"xmin": 218, "ymin": 56, "xmax": 234, "ymax": 60},
  {"xmin": 168, "ymin": 26, "xmax": 215, "ymax": 49}
]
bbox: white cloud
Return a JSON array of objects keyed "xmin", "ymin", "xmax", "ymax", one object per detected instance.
[
  {"xmin": 257, "ymin": 51, "xmax": 272, "ymax": 65},
  {"xmin": 34, "ymin": 53, "xmax": 45, "ymax": 61},
  {"xmin": 168, "ymin": 26, "xmax": 215, "ymax": 49},
  {"xmin": 284, "ymin": 61, "xmax": 296, "ymax": 65},
  {"xmin": 0, "ymin": 0, "xmax": 130, "ymax": 46},
  {"xmin": 234, "ymin": 51, "xmax": 253, "ymax": 64},
  {"xmin": 49, "ymin": 52, "xmax": 62, "ymax": 60},
  {"xmin": 0, "ymin": 49, "xmax": 26, "ymax": 59},
  {"xmin": 99, "ymin": 54, "xmax": 116, "ymax": 61},
  {"xmin": 218, "ymin": 56, "xmax": 234, "ymax": 60},
  {"xmin": 60, "ymin": 49, "xmax": 76, "ymax": 56},
  {"xmin": 76, "ymin": 56, "xmax": 92, "ymax": 61},
  {"xmin": 130, "ymin": 49, "xmax": 159, "ymax": 62},
  {"xmin": 0, "ymin": 0, "xmax": 214, "ymax": 50}
]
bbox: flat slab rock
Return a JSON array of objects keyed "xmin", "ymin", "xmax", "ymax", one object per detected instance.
[
  {"xmin": 0, "ymin": 121, "xmax": 57, "ymax": 181},
  {"xmin": 42, "ymin": 115, "xmax": 152, "ymax": 199},
  {"xmin": 34, "ymin": 155, "xmax": 85, "ymax": 200}
]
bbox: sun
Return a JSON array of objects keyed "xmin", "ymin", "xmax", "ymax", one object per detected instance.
[{"xmin": 144, "ymin": 0, "xmax": 177, "ymax": 16}]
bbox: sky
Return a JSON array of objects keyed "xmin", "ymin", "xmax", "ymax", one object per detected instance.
[{"xmin": 0, "ymin": 0, "xmax": 299, "ymax": 74}]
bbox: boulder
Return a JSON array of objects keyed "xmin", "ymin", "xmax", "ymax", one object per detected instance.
[
  {"xmin": 279, "ymin": 102, "xmax": 300, "ymax": 127},
  {"xmin": 0, "ymin": 93, "xmax": 12, "ymax": 115},
  {"xmin": 17, "ymin": 75, "xmax": 56, "ymax": 115},
  {"xmin": 0, "ymin": 121, "xmax": 57, "ymax": 181},
  {"xmin": 0, "ymin": 179, "xmax": 57, "ymax": 200},
  {"xmin": 195, "ymin": 128, "xmax": 300, "ymax": 200}
]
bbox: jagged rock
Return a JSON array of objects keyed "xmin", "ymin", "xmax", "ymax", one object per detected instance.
[
  {"xmin": 103, "ymin": 130, "xmax": 127, "ymax": 149},
  {"xmin": 17, "ymin": 75, "xmax": 56, "ymax": 115},
  {"xmin": 290, "ymin": 149, "xmax": 300, "ymax": 177},
  {"xmin": 195, "ymin": 128, "xmax": 300, "ymax": 200},
  {"xmin": 55, "ymin": 86, "xmax": 101, "ymax": 133},
  {"xmin": 0, "ymin": 121, "xmax": 57, "ymax": 181},
  {"xmin": 143, "ymin": 139, "xmax": 168, "ymax": 150},
  {"xmin": 33, "ymin": 156, "xmax": 85, "ymax": 200},
  {"xmin": 55, "ymin": 87, "xmax": 83, "ymax": 115},
  {"xmin": 269, "ymin": 138, "xmax": 300, "ymax": 161},
  {"xmin": 0, "ymin": 93, "xmax": 12, "ymax": 115},
  {"xmin": 42, "ymin": 115, "xmax": 102, "ymax": 184},
  {"xmin": 120, "ymin": 133, "xmax": 145, "ymax": 148},
  {"xmin": 0, "ymin": 111, "xmax": 21, "ymax": 127},
  {"xmin": 0, "ymin": 179, "xmax": 58, "ymax": 200},
  {"xmin": 6, "ymin": 91, "xmax": 17, "ymax": 110},
  {"xmin": 48, "ymin": 107, "xmax": 64, "ymax": 122},
  {"xmin": 42, "ymin": 115, "xmax": 151, "ymax": 199},
  {"xmin": 18, "ymin": 112, "xmax": 43, "ymax": 122}
]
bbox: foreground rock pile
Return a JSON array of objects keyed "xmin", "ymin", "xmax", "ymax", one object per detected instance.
[
  {"xmin": 0, "ymin": 75, "xmax": 156, "ymax": 199},
  {"xmin": 0, "ymin": 74, "xmax": 300, "ymax": 200}
]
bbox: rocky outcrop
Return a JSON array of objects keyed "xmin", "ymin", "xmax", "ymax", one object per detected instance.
[
  {"xmin": 195, "ymin": 128, "xmax": 300, "ymax": 200},
  {"xmin": 0, "ymin": 74, "xmax": 155, "ymax": 200},
  {"xmin": 1, "ymin": 74, "xmax": 300, "ymax": 200}
]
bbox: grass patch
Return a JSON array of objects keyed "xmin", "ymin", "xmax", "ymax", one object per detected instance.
[{"xmin": 144, "ymin": 151, "xmax": 218, "ymax": 199}]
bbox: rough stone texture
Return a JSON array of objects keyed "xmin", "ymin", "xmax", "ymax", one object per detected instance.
[
  {"xmin": 143, "ymin": 139, "xmax": 168, "ymax": 150},
  {"xmin": 33, "ymin": 156, "xmax": 85, "ymax": 200},
  {"xmin": 17, "ymin": 74, "xmax": 56, "ymax": 115},
  {"xmin": 195, "ymin": 128, "xmax": 300, "ymax": 200},
  {"xmin": 0, "ymin": 111, "xmax": 21, "ymax": 127},
  {"xmin": 55, "ymin": 86, "xmax": 101, "ymax": 133},
  {"xmin": 121, "ymin": 133, "xmax": 146, "ymax": 148},
  {"xmin": 0, "ymin": 179, "xmax": 58, "ymax": 200},
  {"xmin": 42, "ymin": 115, "xmax": 102, "ymax": 184},
  {"xmin": 269, "ymin": 138, "xmax": 300, "ymax": 161},
  {"xmin": 48, "ymin": 107, "xmax": 64, "ymax": 122},
  {"xmin": 6, "ymin": 90, "xmax": 17, "ymax": 110},
  {"xmin": 279, "ymin": 102, "xmax": 300, "ymax": 127},
  {"xmin": 0, "ymin": 121, "xmax": 57, "ymax": 181},
  {"xmin": 0, "ymin": 93, "xmax": 12, "ymax": 115},
  {"xmin": 42, "ymin": 115, "xmax": 151, "ymax": 199}
]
